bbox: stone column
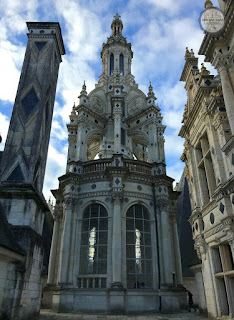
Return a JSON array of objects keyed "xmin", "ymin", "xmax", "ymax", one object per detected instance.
[
  {"xmin": 158, "ymin": 199, "xmax": 173, "ymax": 286},
  {"xmin": 113, "ymin": 102, "xmax": 122, "ymax": 154},
  {"xmin": 148, "ymin": 119, "xmax": 159, "ymax": 163},
  {"xmin": 217, "ymin": 62, "xmax": 234, "ymax": 135},
  {"xmin": 170, "ymin": 214, "xmax": 183, "ymax": 286},
  {"xmin": 111, "ymin": 193, "xmax": 123, "ymax": 288},
  {"xmin": 76, "ymin": 117, "xmax": 87, "ymax": 161},
  {"xmin": 47, "ymin": 206, "xmax": 62, "ymax": 284},
  {"xmin": 58, "ymin": 198, "xmax": 73, "ymax": 284}
]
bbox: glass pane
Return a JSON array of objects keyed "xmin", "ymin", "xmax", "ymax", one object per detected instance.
[
  {"xmin": 100, "ymin": 205, "xmax": 108, "ymax": 217},
  {"xmin": 126, "ymin": 245, "xmax": 135, "ymax": 258},
  {"xmin": 90, "ymin": 219, "xmax": 98, "ymax": 230},
  {"xmin": 144, "ymin": 232, "xmax": 151, "ymax": 245},
  {"xmin": 135, "ymin": 219, "xmax": 143, "ymax": 231},
  {"xmin": 127, "ymin": 274, "xmax": 136, "ymax": 289},
  {"xmin": 145, "ymin": 260, "xmax": 152, "ymax": 274},
  {"xmin": 91, "ymin": 204, "xmax": 99, "ymax": 217},
  {"xmin": 145, "ymin": 246, "xmax": 152, "ymax": 259},
  {"xmin": 80, "ymin": 246, "xmax": 87, "ymax": 274},
  {"xmin": 95, "ymin": 278, "xmax": 99, "ymax": 288},
  {"xmin": 81, "ymin": 232, "xmax": 89, "ymax": 245},
  {"xmin": 101, "ymin": 278, "xmax": 106, "ymax": 288},
  {"xmin": 145, "ymin": 274, "xmax": 153, "ymax": 288},
  {"xmin": 143, "ymin": 207, "xmax": 150, "ymax": 220},
  {"xmin": 99, "ymin": 219, "xmax": 108, "ymax": 230},
  {"xmin": 126, "ymin": 218, "xmax": 134, "ymax": 231},
  {"xmin": 98, "ymin": 245, "xmax": 107, "ymax": 259},
  {"xmin": 136, "ymin": 258, "xmax": 143, "ymax": 274},
  {"xmin": 135, "ymin": 205, "xmax": 142, "ymax": 219},
  {"xmin": 98, "ymin": 259, "xmax": 107, "ymax": 273},
  {"xmin": 126, "ymin": 232, "xmax": 135, "ymax": 244},
  {"xmin": 98, "ymin": 231, "xmax": 107, "ymax": 244},
  {"xmin": 144, "ymin": 220, "xmax": 150, "ymax": 233},
  {"xmin": 127, "ymin": 259, "xmax": 136, "ymax": 273}
]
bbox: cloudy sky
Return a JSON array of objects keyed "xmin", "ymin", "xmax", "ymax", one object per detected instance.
[{"xmin": 0, "ymin": 0, "xmax": 219, "ymax": 201}]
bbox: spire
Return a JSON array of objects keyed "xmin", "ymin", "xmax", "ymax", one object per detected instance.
[
  {"xmin": 205, "ymin": 0, "xmax": 214, "ymax": 8},
  {"xmin": 147, "ymin": 82, "xmax": 157, "ymax": 100},
  {"xmin": 111, "ymin": 13, "xmax": 123, "ymax": 37},
  {"xmin": 79, "ymin": 81, "xmax": 87, "ymax": 97}
]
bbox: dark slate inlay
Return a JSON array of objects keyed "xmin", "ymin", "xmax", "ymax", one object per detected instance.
[
  {"xmin": 109, "ymin": 85, "xmax": 112, "ymax": 90},
  {"xmin": 210, "ymin": 212, "xmax": 215, "ymax": 224},
  {"xmin": 219, "ymin": 107, "xmax": 226, "ymax": 112},
  {"xmin": 21, "ymin": 87, "xmax": 39, "ymax": 116},
  {"xmin": 95, "ymin": 119, "xmax": 98, "ymax": 123},
  {"xmin": 137, "ymin": 185, "xmax": 142, "ymax": 191},
  {"xmin": 116, "ymin": 89, "xmax": 120, "ymax": 93},
  {"xmin": 232, "ymin": 195, "xmax": 234, "ymax": 205},
  {"xmin": 71, "ymin": 186, "xmax": 75, "ymax": 191},
  {"xmin": 150, "ymin": 202, "xmax": 153, "ymax": 207},
  {"xmin": 115, "ymin": 178, "xmax": 120, "ymax": 185},
  {"xmin": 77, "ymin": 187, "xmax": 81, "ymax": 192},
  {"xmin": 91, "ymin": 184, "xmax": 96, "ymax": 189},
  {"xmin": 74, "ymin": 167, "xmax": 77, "ymax": 172},
  {"xmin": 158, "ymin": 187, "xmax": 162, "ymax": 193},
  {"xmin": 157, "ymin": 168, "xmax": 161, "ymax": 174},
  {"xmin": 35, "ymin": 41, "xmax": 47, "ymax": 51},
  {"xmin": 202, "ymin": 220, "xmax": 205, "ymax": 231},
  {"xmin": 232, "ymin": 153, "xmax": 234, "ymax": 166},
  {"xmin": 124, "ymin": 198, "xmax": 129, "ymax": 203},
  {"xmin": 7, "ymin": 165, "xmax": 24, "ymax": 181},
  {"xmin": 219, "ymin": 202, "xmax": 225, "ymax": 214},
  {"xmin": 195, "ymin": 222, "xmax": 198, "ymax": 231},
  {"xmin": 205, "ymin": 79, "xmax": 212, "ymax": 86}
]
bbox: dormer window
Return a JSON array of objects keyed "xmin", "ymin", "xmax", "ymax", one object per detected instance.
[
  {"xmin": 110, "ymin": 53, "xmax": 114, "ymax": 75},
  {"xmin": 120, "ymin": 54, "xmax": 124, "ymax": 75}
]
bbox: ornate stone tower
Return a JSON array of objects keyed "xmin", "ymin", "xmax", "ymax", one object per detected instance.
[
  {"xmin": 47, "ymin": 14, "xmax": 185, "ymax": 313},
  {"xmin": 0, "ymin": 22, "xmax": 65, "ymax": 319}
]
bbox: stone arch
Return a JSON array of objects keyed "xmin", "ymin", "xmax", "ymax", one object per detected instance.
[{"xmin": 124, "ymin": 200, "xmax": 154, "ymax": 221}]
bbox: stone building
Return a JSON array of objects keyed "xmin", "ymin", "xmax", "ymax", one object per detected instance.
[
  {"xmin": 45, "ymin": 14, "xmax": 185, "ymax": 314},
  {"xmin": 179, "ymin": 0, "xmax": 234, "ymax": 319},
  {"xmin": 0, "ymin": 22, "xmax": 65, "ymax": 319}
]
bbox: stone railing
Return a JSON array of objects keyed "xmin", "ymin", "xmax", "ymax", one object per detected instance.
[
  {"xmin": 82, "ymin": 159, "xmax": 112, "ymax": 173},
  {"xmin": 68, "ymin": 158, "xmax": 164, "ymax": 176},
  {"xmin": 77, "ymin": 275, "xmax": 107, "ymax": 289}
]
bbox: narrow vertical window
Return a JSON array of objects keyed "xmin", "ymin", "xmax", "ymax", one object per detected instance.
[
  {"xmin": 120, "ymin": 54, "xmax": 124, "ymax": 75},
  {"xmin": 110, "ymin": 53, "xmax": 114, "ymax": 75},
  {"xmin": 126, "ymin": 205, "xmax": 152, "ymax": 288}
]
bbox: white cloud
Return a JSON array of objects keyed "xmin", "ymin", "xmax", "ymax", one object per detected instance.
[
  {"xmin": 167, "ymin": 161, "xmax": 185, "ymax": 185},
  {"xmin": 0, "ymin": 112, "xmax": 9, "ymax": 151},
  {"xmin": 164, "ymin": 132, "xmax": 184, "ymax": 157}
]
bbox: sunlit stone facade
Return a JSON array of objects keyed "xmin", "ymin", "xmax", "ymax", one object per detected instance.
[
  {"xmin": 179, "ymin": 1, "xmax": 234, "ymax": 319},
  {"xmin": 46, "ymin": 14, "xmax": 185, "ymax": 313}
]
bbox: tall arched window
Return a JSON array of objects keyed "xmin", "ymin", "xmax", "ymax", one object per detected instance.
[
  {"xmin": 126, "ymin": 205, "xmax": 152, "ymax": 288},
  {"xmin": 80, "ymin": 204, "xmax": 108, "ymax": 275},
  {"xmin": 110, "ymin": 53, "xmax": 114, "ymax": 75},
  {"xmin": 119, "ymin": 54, "xmax": 124, "ymax": 75}
]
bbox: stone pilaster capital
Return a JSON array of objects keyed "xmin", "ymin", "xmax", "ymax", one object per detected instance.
[
  {"xmin": 77, "ymin": 115, "xmax": 87, "ymax": 125},
  {"xmin": 54, "ymin": 206, "xmax": 63, "ymax": 221},
  {"xmin": 63, "ymin": 197, "xmax": 78, "ymax": 210},
  {"xmin": 111, "ymin": 191, "xmax": 123, "ymax": 203},
  {"xmin": 156, "ymin": 198, "xmax": 168, "ymax": 211},
  {"xmin": 168, "ymin": 212, "xmax": 177, "ymax": 224}
]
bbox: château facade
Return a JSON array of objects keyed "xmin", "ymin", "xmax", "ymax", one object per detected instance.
[
  {"xmin": 45, "ymin": 14, "xmax": 186, "ymax": 313},
  {"xmin": 179, "ymin": 0, "xmax": 234, "ymax": 319}
]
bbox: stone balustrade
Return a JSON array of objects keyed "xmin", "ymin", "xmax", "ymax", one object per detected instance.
[{"xmin": 77, "ymin": 275, "xmax": 107, "ymax": 289}]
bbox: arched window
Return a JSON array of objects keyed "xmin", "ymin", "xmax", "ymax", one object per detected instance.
[
  {"xmin": 80, "ymin": 204, "xmax": 108, "ymax": 275},
  {"xmin": 126, "ymin": 205, "xmax": 152, "ymax": 288},
  {"xmin": 119, "ymin": 54, "xmax": 124, "ymax": 75},
  {"xmin": 110, "ymin": 53, "xmax": 114, "ymax": 75}
]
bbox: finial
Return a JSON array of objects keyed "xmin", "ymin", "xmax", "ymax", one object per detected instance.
[
  {"xmin": 190, "ymin": 49, "xmax": 194, "ymax": 57},
  {"xmin": 113, "ymin": 13, "xmax": 121, "ymax": 20},
  {"xmin": 147, "ymin": 82, "xmax": 156, "ymax": 100},
  {"xmin": 205, "ymin": 0, "xmax": 214, "ymax": 9},
  {"xmin": 82, "ymin": 81, "xmax": 86, "ymax": 90}
]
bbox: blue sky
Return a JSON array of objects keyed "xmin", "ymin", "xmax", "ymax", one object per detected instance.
[{"xmin": 0, "ymin": 0, "xmax": 219, "ymax": 201}]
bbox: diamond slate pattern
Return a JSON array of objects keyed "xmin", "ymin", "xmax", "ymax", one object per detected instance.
[
  {"xmin": 219, "ymin": 202, "xmax": 225, "ymax": 214},
  {"xmin": 21, "ymin": 88, "xmax": 39, "ymax": 116},
  {"xmin": 115, "ymin": 178, "xmax": 120, "ymax": 185}
]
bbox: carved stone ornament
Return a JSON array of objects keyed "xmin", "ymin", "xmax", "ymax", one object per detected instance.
[
  {"xmin": 111, "ymin": 191, "xmax": 123, "ymax": 203},
  {"xmin": 157, "ymin": 198, "xmax": 168, "ymax": 211},
  {"xmin": 128, "ymin": 96, "xmax": 145, "ymax": 115},
  {"xmin": 90, "ymin": 96, "xmax": 104, "ymax": 113}
]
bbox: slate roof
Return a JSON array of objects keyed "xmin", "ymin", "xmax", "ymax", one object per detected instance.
[
  {"xmin": 0, "ymin": 202, "xmax": 25, "ymax": 255},
  {"xmin": 177, "ymin": 173, "xmax": 201, "ymax": 276}
]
